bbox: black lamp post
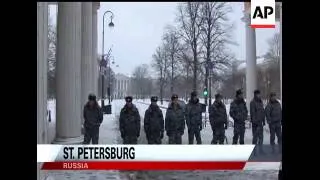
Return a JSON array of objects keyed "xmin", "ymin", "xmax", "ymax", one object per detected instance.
[
  {"xmin": 101, "ymin": 10, "xmax": 114, "ymax": 110},
  {"xmin": 108, "ymin": 56, "xmax": 115, "ymax": 104}
]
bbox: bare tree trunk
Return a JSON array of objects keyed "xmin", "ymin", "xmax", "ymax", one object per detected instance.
[
  {"xmin": 186, "ymin": 67, "xmax": 189, "ymax": 100},
  {"xmin": 160, "ymin": 77, "xmax": 163, "ymax": 105},
  {"xmin": 193, "ymin": 50, "xmax": 198, "ymax": 91},
  {"xmin": 171, "ymin": 53, "xmax": 174, "ymax": 94},
  {"xmin": 208, "ymin": 69, "xmax": 212, "ymax": 105},
  {"xmin": 204, "ymin": 64, "xmax": 209, "ymax": 105}
]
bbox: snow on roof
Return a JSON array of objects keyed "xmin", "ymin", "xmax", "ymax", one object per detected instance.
[{"xmin": 237, "ymin": 57, "xmax": 266, "ymax": 71}]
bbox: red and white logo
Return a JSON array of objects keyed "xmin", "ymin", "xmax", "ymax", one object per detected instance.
[{"xmin": 250, "ymin": 0, "xmax": 275, "ymax": 28}]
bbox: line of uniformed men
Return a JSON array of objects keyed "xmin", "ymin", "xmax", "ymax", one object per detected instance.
[{"xmin": 82, "ymin": 90, "xmax": 282, "ymax": 153}]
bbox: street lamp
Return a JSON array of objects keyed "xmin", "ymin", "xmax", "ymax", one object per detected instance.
[
  {"xmin": 108, "ymin": 56, "xmax": 115, "ymax": 104},
  {"xmin": 101, "ymin": 10, "xmax": 114, "ymax": 111}
]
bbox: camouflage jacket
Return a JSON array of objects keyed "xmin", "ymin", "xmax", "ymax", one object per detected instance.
[
  {"xmin": 165, "ymin": 103, "xmax": 185, "ymax": 135},
  {"xmin": 119, "ymin": 104, "xmax": 141, "ymax": 137},
  {"xmin": 209, "ymin": 101, "xmax": 228, "ymax": 126},
  {"xmin": 144, "ymin": 105, "xmax": 164, "ymax": 134},
  {"xmin": 250, "ymin": 98, "xmax": 266, "ymax": 125},
  {"xmin": 185, "ymin": 99, "xmax": 202, "ymax": 128},
  {"xmin": 265, "ymin": 100, "xmax": 282, "ymax": 124},
  {"xmin": 230, "ymin": 99, "xmax": 248, "ymax": 123}
]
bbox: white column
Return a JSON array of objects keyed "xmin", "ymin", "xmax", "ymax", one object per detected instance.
[
  {"xmin": 37, "ymin": 4, "xmax": 48, "ymax": 180},
  {"xmin": 53, "ymin": 2, "xmax": 83, "ymax": 144},
  {"xmin": 37, "ymin": 2, "xmax": 49, "ymax": 145},
  {"xmin": 280, "ymin": 3, "xmax": 282, "ymax": 102},
  {"xmin": 92, "ymin": 3, "xmax": 99, "ymax": 97},
  {"xmin": 243, "ymin": 13, "xmax": 257, "ymax": 110},
  {"xmin": 81, "ymin": 2, "xmax": 93, "ymax": 125}
]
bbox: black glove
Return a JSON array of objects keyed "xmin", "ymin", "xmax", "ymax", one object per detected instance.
[
  {"xmin": 160, "ymin": 131, "xmax": 164, "ymax": 139},
  {"xmin": 199, "ymin": 125, "xmax": 202, "ymax": 131},
  {"xmin": 263, "ymin": 121, "xmax": 266, "ymax": 126},
  {"xmin": 137, "ymin": 133, "xmax": 140, "ymax": 138},
  {"xmin": 224, "ymin": 124, "xmax": 228, "ymax": 129}
]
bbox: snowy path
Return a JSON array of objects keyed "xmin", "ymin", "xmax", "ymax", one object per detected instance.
[
  {"xmin": 45, "ymin": 100, "xmax": 131, "ymax": 180},
  {"xmin": 131, "ymin": 100, "xmax": 279, "ymax": 180},
  {"xmin": 45, "ymin": 99, "xmax": 278, "ymax": 180}
]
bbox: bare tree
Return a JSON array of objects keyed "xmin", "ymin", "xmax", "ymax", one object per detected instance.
[
  {"xmin": 178, "ymin": 47, "xmax": 193, "ymax": 100},
  {"xmin": 162, "ymin": 25, "xmax": 182, "ymax": 94},
  {"xmin": 131, "ymin": 64, "xmax": 151, "ymax": 99},
  {"xmin": 220, "ymin": 60, "xmax": 244, "ymax": 99},
  {"xmin": 265, "ymin": 33, "xmax": 280, "ymax": 63},
  {"xmin": 176, "ymin": 2, "xmax": 204, "ymax": 91},
  {"xmin": 47, "ymin": 19, "xmax": 56, "ymax": 99},
  {"xmin": 199, "ymin": 2, "xmax": 233, "ymax": 105},
  {"xmin": 263, "ymin": 33, "xmax": 281, "ymax": 97},
  {"xmin": 151, "ymin": 45, "xmax": 169, "ymax": 104}
]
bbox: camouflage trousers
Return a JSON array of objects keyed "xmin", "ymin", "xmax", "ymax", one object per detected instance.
[
  {"xmin": 168, "ymin": 133, "xmax": 182, "ymax": 144},
  {"xmin": 123, "ymin": 136, "xmax": 138, "ymax": 144},
  {"xmin": 188, "ymin": 128, "xmax": 202, "ymax": 144},
  {"xmin": 252, "ymin": 123, "xmax": 264, "ymax": 145},
  {"xmin": 269, "ymin": 122, "xmax": 282, "ymax": 145},
  {"xmin": 232, "ymin": 122, "xmax": 245, "ymax": 144},
  {"xmin": 146, "ymin": 132, "xmax": 162, "ymax": 144},
  {"xmin": 211, "ymin": 124, "xmax": 225, "ymax": 144},
  {"xmin": 83, "ymin": 126, "xmax": 100, "ymax": 144}
]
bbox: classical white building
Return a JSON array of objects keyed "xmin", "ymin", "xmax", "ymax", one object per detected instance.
[{"xmin": 113, "ymin": 73, "xmax": 131, "ymax": 99}]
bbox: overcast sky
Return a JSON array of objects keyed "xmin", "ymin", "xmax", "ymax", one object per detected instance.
[{"xmin": 49, "ymin": 2, "xmax": 280, "ymax": 76}]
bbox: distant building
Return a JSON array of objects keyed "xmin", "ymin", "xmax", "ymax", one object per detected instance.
[{"xmin": 113, "ymin": 73, "xmax": 131, "ymax": 99}]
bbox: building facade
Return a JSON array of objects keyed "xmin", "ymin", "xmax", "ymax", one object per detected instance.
[{"xmin": 113, "ymin": 73, "xmax": 131, "ymax": 99}]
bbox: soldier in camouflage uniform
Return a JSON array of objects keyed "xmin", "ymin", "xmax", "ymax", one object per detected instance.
[
  {"xmin": 144, "ymin": 96, "xmax": 164, "ymax": 144},
  {"xmin": 265, "ymin": 92, "xmax": 282, "ymax": 153},
  {"xmin": 83, "ymin": 94, "xmax": 103, "ymax": 144},
  {"xmin": 165, "ymin": 94, "xmax": 186, "ymax": 144},
  {"xmin": 185, "ymin": 91, "xmax": 202, "ymax": 144},
  {"xmin": 250, "ymin": 90, "xmax": 266, "ymax": 154},
  {"xmin": 119, "ymin": 96, "xmax": 141, "ymax": 144},
  {"xmin": 230, "ymin": 89, "xmax": 248, "ymax": 144},
  {"xmin": 209, "ymin": 93, "xmax": 228, "ymax": 144}
]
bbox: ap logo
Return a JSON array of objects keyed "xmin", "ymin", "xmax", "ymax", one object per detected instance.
[{"xmin": 251, "ymin": 0, "xmax": 275, "ymax": 28}]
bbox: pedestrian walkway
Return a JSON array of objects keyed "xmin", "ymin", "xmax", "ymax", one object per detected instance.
[
  {"xmin": 44, "ymin": 99, "xmax": 279, "ymax": 180},
  {"xmin": 45, "ymin": 100, "xmax": 133, "ymax": 180}
]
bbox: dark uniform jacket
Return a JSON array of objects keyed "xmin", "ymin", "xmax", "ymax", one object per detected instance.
[
  {"xmin": 230, "ymin": 99, "xmax": 248, "ymax": 124},
  {"xmin": 209, "ymin": 101, "xmax": 228, "ymax": 127},
  {"xmin": 185, "ymin": 99, "xmax": 202, "ymax": 129},
  {"xmin": 83, "ymin": 103, "xmax": 103, "ymax": 128},
  {"xmin": 144, "ymin": 105, "xmax": 164, "ymax": 134},
  {"xmin": 265, "ymin": 100, "xmax": 282, "ymax": 124},
  {"xmin": 250, "ymin": 98, "xmax": 266, "ymax": 125},
  {"xmin": 119, "ymin": 104, "xmax": 141, "ymax": 138},
  {"xmin": 165, "ymin": 103, "xmax": 185, "ymax": 135}
]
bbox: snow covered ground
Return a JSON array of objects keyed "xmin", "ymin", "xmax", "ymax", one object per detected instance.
[{"xmin": 45, "ymin": 99, "xmax": 279, "ymax": 180}]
